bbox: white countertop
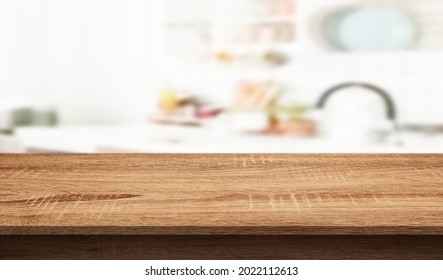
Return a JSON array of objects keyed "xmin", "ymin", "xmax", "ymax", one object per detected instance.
[{"xmin": 13, "ymin": 124, "xmax": 443, "ymax": 153}]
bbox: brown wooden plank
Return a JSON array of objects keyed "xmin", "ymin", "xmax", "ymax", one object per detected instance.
[
  {"xmin": 0, "ymin": 154, "xmax": 442, "ymax": 235},
  {"xmin": 1, "ymin": 235, "xmax": 442, "ymax": 260}
]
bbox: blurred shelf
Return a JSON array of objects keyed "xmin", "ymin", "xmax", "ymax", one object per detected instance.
[
  {"xmin": 165, "ymin": 21, "xmax": 212, "ymax": 26},
  {"xmin": 156, "ymin": 0, "xmax": 300, "ymax": 84},
  {"xmin": 216, "ymin": 16, "xmax": 296, "ymax": 25},
  {"xmin": 214, "ymin": 43, "xmax": 296, "ymax": 51}
]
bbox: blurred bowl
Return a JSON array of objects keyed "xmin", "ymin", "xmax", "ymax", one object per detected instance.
[{"xmin": 228, "ymin": 112, "xmax": 269, "ymax": 133}]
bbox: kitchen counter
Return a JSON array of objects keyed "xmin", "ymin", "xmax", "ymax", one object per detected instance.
[
  {"xmin": 12, "ymin": 124, "xmax": 443, "ymax": 153},
  {"xmin": 1, "ymin": 154, "xmax": 442, "ymax": 259}
]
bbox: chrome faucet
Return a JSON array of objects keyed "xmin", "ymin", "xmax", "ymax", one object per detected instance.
[
  {"xmin": 316, "ymin": 82, "xmax": 397, "ymax": 121},
  {"xmin": 315, "ymin": 82, "xmax": 400, "ymax": 144}
]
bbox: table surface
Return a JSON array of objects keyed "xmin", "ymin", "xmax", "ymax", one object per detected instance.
[
  {"xmin": 0, "ymin": 154, "xmax": 442, "ymax": 235},
  {"xmin": 15, "ymin": 125, "xmax": 443, "ymax": 153}
]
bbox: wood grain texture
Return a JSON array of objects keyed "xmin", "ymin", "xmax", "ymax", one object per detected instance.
[{"xmin": 1, "ymin": 154, "xmax": 442, "ymax": 235}]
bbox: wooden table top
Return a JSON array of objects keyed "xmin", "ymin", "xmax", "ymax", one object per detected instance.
[{"xmin": 0, "ymin": 154, "xmax": 442, "ymax": 235}]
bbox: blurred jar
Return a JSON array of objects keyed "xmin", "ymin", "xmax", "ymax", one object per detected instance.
[
  {"xmin": 272, "ymin": 105, "xmax": 316, "ymax": 137},
  {"xmin": 31, "ymin": 106, "xmax": 58, "ymax": 126}
]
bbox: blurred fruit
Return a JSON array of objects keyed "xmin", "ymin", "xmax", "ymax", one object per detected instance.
[{"xmin": 159, "ymin": 87, "xmax": 180, "ymax": 115}]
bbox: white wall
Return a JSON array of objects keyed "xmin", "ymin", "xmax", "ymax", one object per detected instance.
[
  {"xmin": 49, "ymin": 0, "xmax": 160, "ymax": 124},
  {"xmin": 0, "ymin": 0, "xmax": 158, "ymax": 125},
  {"xmin": 0, "ymin": 0, "xmax": 51, "ymax": 101}
]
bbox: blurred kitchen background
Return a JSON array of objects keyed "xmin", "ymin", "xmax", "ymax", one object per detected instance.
[{"xmin": 1, "ymin": 0, "xmax": 443, "ymax": 153}]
